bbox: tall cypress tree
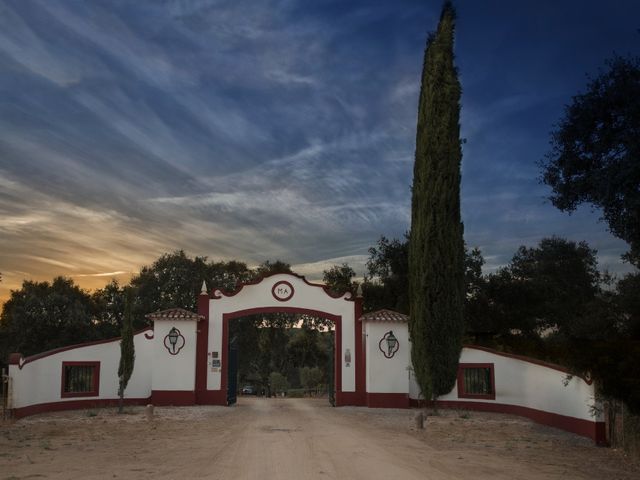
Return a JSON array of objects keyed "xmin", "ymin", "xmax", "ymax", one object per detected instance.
[
  {"xmin": 118, "ymin": 287, "xmax": 135, "ymax": 413},
  {"xmin": 409, "ymin": 1, "xmax": 465, "ymax": 401}
]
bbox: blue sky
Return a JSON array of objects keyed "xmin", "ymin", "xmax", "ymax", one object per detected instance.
[{"xmin": 0, "ymin": 0, "xmax": 639, "ymax": 301}]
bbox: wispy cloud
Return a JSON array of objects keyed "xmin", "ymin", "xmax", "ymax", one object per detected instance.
[
  {"xmin": 0, "ymin": 0, "xmax": 638, "ymax": 306},
  {"xmin": 74, "ymin": 271, "xmax": 129, "ymax": 277}
]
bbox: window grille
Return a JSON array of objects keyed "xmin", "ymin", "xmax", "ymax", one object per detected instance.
[
  {"xmin": 457, "ymin": 363, "xmax": 495, "ymax": 400},
  {"xmin": 61, "ymin": 362, "xmax": 100, "ymax": 397},
  {"xmin": 463, "ymin": 367, "xmax": 492, "ymax": 395}
]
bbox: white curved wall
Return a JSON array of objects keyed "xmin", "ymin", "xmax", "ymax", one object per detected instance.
[
  {"xmin": 9, "ymin": 330, "xmax": 153, "ymax": 409},
  {"xmin": 408, "ymin": 346, "xmax": 601, "ymax": 422}
]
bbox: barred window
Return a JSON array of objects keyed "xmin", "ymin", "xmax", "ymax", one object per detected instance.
[
  {"xmin": 61, "ymin": 362, "xmax": 100, "ymax": 397},
  {"xmin": 457, "ymin": 363, "xmax": 495, "ymax": 400}
]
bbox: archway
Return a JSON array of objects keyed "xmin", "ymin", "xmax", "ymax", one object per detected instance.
[{"xmin": 195, "ymin": 273, "xmax": 365, "ymax": 406}]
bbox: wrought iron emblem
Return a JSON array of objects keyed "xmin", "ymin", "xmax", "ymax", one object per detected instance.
[
  {"xmin": 379, "ymin": 330, "xmax": 399, "ymax": 358},
  {"xmin": 164, "ymin": 327, "xmax": 185, "ymax": 355}
]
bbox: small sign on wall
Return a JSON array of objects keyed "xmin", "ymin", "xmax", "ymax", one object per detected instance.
[
  {"xmin": 344, "ymin": 348, "xmax": 351, "ymax": 367},
  {"xmin": 208, "ymin": 352, "xmax": 220, "ymax": 372}
]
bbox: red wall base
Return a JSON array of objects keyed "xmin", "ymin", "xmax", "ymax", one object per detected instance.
[
  {"xmin": 409, "ymin": 398, "xmax": 606, "ymax": 445},
  {"xmin": 12, "ymin": 397, "xmax": 151, "ymax": 419},
  {"xmin": 151, "ymin": 390, "xmax": 196, "ymax": 406},
  {"xmin": 195, "ymin": 389, "xmax": 227, "ymax": 405},
  {"xmin": 366, "ymin": 393, "xmax": 410, "ymax": 408},
  {"xmin": 336, "ymin": 390, "xmax": 366, "ymax": 406}
]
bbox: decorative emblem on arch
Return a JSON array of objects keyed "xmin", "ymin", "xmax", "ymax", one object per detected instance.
[
  {"xmin": 379, "ymin": 331, "xmax": 399, "ymax": 359},
  {"xmin": 164, "ymin": 327, "xmax": 186, "ymax": 355},
  {"xmin": 271, "ymin": 280, "xmax": 294, "ymax": 302}
]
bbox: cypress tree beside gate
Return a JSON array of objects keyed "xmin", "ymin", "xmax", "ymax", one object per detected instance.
[
  {"xmin": 118, "ymin": 288, "xmax": 135, "ymax": 413},
  {"xmin": 408, "ymin": 1, "xmax": 465, "ymax": 401}
]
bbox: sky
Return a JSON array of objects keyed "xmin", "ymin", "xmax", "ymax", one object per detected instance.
[{"xmin": 1, "ymin": 0, "xmax": 639, "ymax": 305}]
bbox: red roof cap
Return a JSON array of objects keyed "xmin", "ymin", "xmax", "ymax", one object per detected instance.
[
  {"xmin": 359, "ymin": 309, "xmax": 408, "ymax": 323},
  {"xmin": 145, "ymin": 308, "xmax": 203, "ymax": 321}
]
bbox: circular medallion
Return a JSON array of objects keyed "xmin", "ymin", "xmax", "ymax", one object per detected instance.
[{"xmin": 271, "ymin": 280, "xmax": 294, "ymax": 302}]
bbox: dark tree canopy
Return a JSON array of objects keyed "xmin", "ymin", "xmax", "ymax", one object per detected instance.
[
  {"xmin": 541, "ymin": 56, "xmax": 640, "ymax": 265},
  {"xmin": 254, "ymin": 260, "xmax": 293, "ymax": 277},
  {"xmin": 322, "ymin": 263, "xmax": 357, "ymax": 297},
  {"xmin": 408, "ymin": 1, "xmax": 465, "ymax": 400},
  {"xmin": 472, "ymin": 237, "xmax": 603, "ymax": 341},
  {"xmin": 0, "ymin": 277, "xmax": 96, "ymax": 362},
  {"xmin": 130, "ymin": 250, "xmax": 252, "ymax": 325},
  {"xmin": 365, "ymin": 236, "xmax": 409, "ymax": 313}
]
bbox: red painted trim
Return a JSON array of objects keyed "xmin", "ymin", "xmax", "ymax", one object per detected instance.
[
  {"xmin": 211, "ymin": 272, "xmax": 355, "ymax": 301},
  {"xmin": 13, "ymin": 328, "xmax": 153, "ymax": 369},
  {"xmin": 151, "ymin": 390, "xmax": 196, "ymax": 406},
  {"xmin": 12, "ymin": 397, "xmax": 151, "ymax": 419},
  {"xmin": 271, "ymin": 280, "xmax": 294, "ymax": 301},
  {"xmin": 457, "ymin": 363, "xmax": 496, "ymax": 400},
  {"xmin": 195, "ymin": 292, "xmax": 210, "ymax": 397},
  {"xmin": 354, "ymin": 296, "xmax": 365, "ymax": 406},
  {"xmin": 220, "ymin": 307, "xmax": 344, "ymax": 406},
  {"xmin": 463, "ymin": 344, "xmax": 592, "ymax": 385},
  {"xmin": 409, "ymin": 399, "xmax": 606, "ymax": 444},
  {"xmin": 366, "ymin": 393, "xmax": 410, "ymax": 408},
  {"xmin": 61, "ymin": 361, "xmax": 100, "ymax": 398}
]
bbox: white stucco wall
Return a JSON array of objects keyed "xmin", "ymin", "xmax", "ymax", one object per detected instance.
[
  {"xmin": 408, "ymin": 347, "xmax": 600, "ymax": 422},
  {"xmin": 365, "ymin": 321, "xmax": 411, "ymax": 394},
  {"xmin": 208, "ymin": 274, "xmax": 356, "ymax": 392},
  {"xmin": 152, "ymin": 320, "xmax": 197, "ymax": 391},
  {"xmin": 9, "ymin": 329, "xmax": 154, "ymax": 409}
]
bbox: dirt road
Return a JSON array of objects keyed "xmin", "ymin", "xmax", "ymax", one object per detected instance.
[{"xmin": 1, "ymin": 397, "xmax": 638, "ymax": 479}]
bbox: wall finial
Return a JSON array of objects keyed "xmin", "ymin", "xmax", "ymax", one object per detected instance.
[{"xmin": 200, "ymin": 280, "xmax": 208, "ymax": 295}]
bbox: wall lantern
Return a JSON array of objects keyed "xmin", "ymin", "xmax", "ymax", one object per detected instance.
[
  {"xmin": 164, "ymin": 327, "xmax": 185, "ymax": 355},
  {"xmin": 379, "ymin": 330, "xmax": 399, "ymax": 359}
]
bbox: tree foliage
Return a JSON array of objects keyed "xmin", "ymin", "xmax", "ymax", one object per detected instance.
[
  {"xmin": 541, "ymin": 56, "xmax": 640, "ymax": 266},
  {"xmin": 299, "ymin": 366, "xmax": 323, "ymax": 395},
  {"xmin": 365, "ymin": 236, "xmax": 409, "ymax": 313},
  {"xmin": 268, "ymin": 371, "xmax": 288, "ymax": 395},
  {"xmin": 408, "ymin": 1, "xmax": 465, "ymax": 400},
  {"xmin": 0, "ymin": 277, "xmax": 96, "ymax": 363},
  {"xmin": 322, "ymin": 263, "xmax": 357, "ymax": 296},
  {"xmin": 130, "ymin": 250, "xmax": 252, "ymax": 325},
  {"xmin": 91, "ymin": 279, "xmax": 126, "ymax": 339}
]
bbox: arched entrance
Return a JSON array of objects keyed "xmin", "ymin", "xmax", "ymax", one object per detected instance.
[{"xmin": 195, "ymin": 273, "xmax": 366, "ymax": 406}]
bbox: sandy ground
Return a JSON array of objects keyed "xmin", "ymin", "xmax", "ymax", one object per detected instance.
[{"xmin": 1, "ymin": 397, "xmax": 638, "ymax": 480}]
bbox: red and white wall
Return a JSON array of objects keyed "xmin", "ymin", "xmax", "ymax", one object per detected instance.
[
  {"xmin": 195, "ymin": 273, "xmax": 365, "ymax": 406},
  {"xmin": 8, "ymin": 329, "xmax": 154, "ymax": 418},
  {"xmin": 410, "ymin": 345, "xmax": 605, "ymax": 443},
  {"xmin": 364, "ymin": 315, "xmax": 411, "ymax": 408},
  {"xmin": 5, "ymin": 273, "xmax": 605, "ymax": 444}
]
